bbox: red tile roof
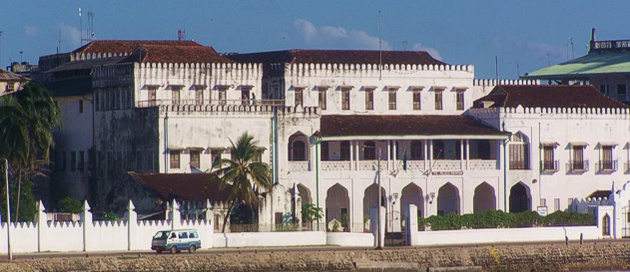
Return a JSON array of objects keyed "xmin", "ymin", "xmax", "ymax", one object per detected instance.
[
  {"xmin": 129, "ymin": 172, "xmax": 231, "ymax": 203},
  {"xmin": 473, "ymin": 85, "xmax": 628, "ymax": 109},
  {"xmin": 320, "ymin": 115, "xmax": 506, "ymax": 137},
  {"xmin": 227, "ymin": 49, "xmax": 446, "ymax": 66},
  {"xmin": 0, "ymin": 68, "xmax": 26, "ymax": 81},
  {"xmin": 128, "ymin": 44, "xmax": 234, "ymax": 64},
  {"xmin": 73, "ymin": 40, "xmax": 202, "ymax": 55}
]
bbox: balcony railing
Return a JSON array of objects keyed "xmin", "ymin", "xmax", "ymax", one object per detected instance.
[
  {"xmin": 541, "ymin": 160, "xmax": 559, "ymax": 173},
  {"xmin": 432, "ymin": 160, "xmax": 462, "ymax": 172},
  {"xmin": 358, "ymin": 160, "xmax": 378, "ymax": 171},
  {"xmin": 136, "ymin": 99, "xmax": 286, "ymax": 108},
  {"xmin": 596, "ymin": 160, "xmax": 618, "ymax": 173},
  {"xmin": 509, "ymin": 160, "xmax": 529, "ymax": 170},
  {"xmin": 469, "ymin": 160, "xmax": 498, "ymax": 170},
  {"xmin": 321, "ymin": 161, "xmax": 351, "ymax": 171},
  {"xmin": 288, "ymin": 161, "xmax": 310, "ymax": 172},
  {"xmin": 566, "ymin": 160, "xmax": 589, "ymax": 173}
]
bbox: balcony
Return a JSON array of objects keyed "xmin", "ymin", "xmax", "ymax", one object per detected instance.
[
  {"xmin": 469, "ymin": 160, "xmax": 498, "ymax": 170},
  {"xmin": 288, "ymin": 161, "xmax": 310, "ymax": 172},
  {"xmin": 321, "ymin": 161, "xmax": 351, "ymax": 171},
  {"xmin": 541, "ymin": 160, "xmax": 559, "ymax": 174},
  {"xmin": 136, "ymin": 99, "xmax": 286, "ymax": 111},
  {"xmin": 566, "ymin": 160, "xmax": 589, "ymax": 174},
  {"xmin": 596, "ymin": 160, "xmax": 618, "ymax": 174}
]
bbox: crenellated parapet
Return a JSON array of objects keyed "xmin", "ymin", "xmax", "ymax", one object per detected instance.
[
  {"xmin": 473, "ymin": 79, "xmax": 539, "ymax": 86},
  {"xmin": 283, "ymin": 63, "xmax": 475, "ymax": 79},
  {"xmin": 469, "ymin": 106, "xmax": 630, "ymax": 120}
]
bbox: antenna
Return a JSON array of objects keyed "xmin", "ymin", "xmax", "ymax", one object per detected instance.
[
  {"xmin": 0, "ymin": 31, "xmax": 3, "ymax": 69},
  {"xmin": 547, "ymin": 53, "xmax": 550, "ymax": 66},
  {"xmin": 402, "ymin": 41, "xmax": 408, "ymax": 51},
  {"xmin": 79, "ymin": 7, "xmax": 83, "ymax": 45},
  {"xmin": 178, "ymin": 29, "xmax": 186, "ymax": 41},
  {"xmin": 58, "ymin": 28, "xmax": 61, "ymax": 53},
  {"xmin": 516, "ymin": 61, "xmax": 520, "ymax": 78},
  {"xmin": 378, "ymin": 10, "xmax": 382, "ymax": 81},
  {"xmin": 79, "ymin": 7, "xmax": 95, "ymax": 45},
  {"xmin": 569, "ymin": 37, "xmax": 574, "ymax": 59}
]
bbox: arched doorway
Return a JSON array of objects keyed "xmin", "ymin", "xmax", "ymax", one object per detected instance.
[
  {"xmin": 326, "ymin": 183, "xmax": 350, "ymax": 232},
  {"xmin": 297, "ymin": 184, "xmax": 314, "ymax": 229},
  {"xmin": 437, "ymin": 183, "xmax": 460, "ymax": 215},
  {"xmin": 602, "ymin": 214, "xmax": 611, "ymax": 236},
  {"xmin": 473, "ymin": 182, "xmax": 496, "ymax": 213},
  {"xmin": 363, "ymin": 183, "xmax": 386, "ymax": 232},
  {"xmin": 509, "ymin": 182, "xmax": 531, "ymax": 213},
  {"xmin": 401, "ymin": 183, "xmax": 424, "ymax": 218},
  {"xmin": 288, "ymin": 132, "xmax": 309, "ymax": 161}
]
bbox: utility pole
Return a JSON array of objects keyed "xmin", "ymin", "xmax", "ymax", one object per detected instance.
[{"xmin": 376, "ymin": 147, "xmax": 382, "ymax": 249}]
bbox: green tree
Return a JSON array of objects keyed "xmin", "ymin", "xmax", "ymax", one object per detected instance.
[
  {"xmin": 0, "ymin": 82, "xmax": 62, "ymax": 222},
  {"xmin": 301, "ymin": 203, "xmax": 323, "ymax": 229},
  {"xmin": 58, "ymin": 197, "xmax": 83, "ymax": 213},
  {"xmin": 212, "ymin": 132, "xmax": 272, "ymax": 233}
]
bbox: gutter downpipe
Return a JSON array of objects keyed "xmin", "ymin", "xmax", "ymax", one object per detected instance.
[
  {"xmin": 272, "ymin": 107, "xmax": 278, "ymax": 184},
  {"xmin": 164, "ymin": 112, "xmax": 169, "ymax": 173},
  {"xmin": 502, "ymin": 121, "xmax": 508, "ymax": 212}
]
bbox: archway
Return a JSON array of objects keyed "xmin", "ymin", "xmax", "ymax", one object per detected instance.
[
  {"xmin": 288, "ymin": 132, "xmax": 309, "ymax": 161},
  {"xmin": 326, "ymin": 183, "xmax": 350, "ymax": 232},
  {"xmin": 437, "ymin": 183, "xmax": 460, "ymax": 215},
  {"xmin": 473, "ymin": 182, "xmax": 496, "ymax": 213},
  {"xmin": 401, "ymin": 183, "xmax": 424, "ymax": 218},
  {"xmin": 509, "ymin": 182, "xmax": 531, "ymax": 213},
  {"xmin": 363, "ymin": 183, "xmax": 386, "ymax": 231},
  {"xmin": 297, "ymin": 184, "xmax": 314, "ymax": 230}
]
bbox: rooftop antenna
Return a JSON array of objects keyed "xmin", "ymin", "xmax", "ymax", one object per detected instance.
[
  {"xmin": 178, "ymin": 29, "xmax": 186, "ymax": 41},
  {"xmin": 547, "ymin": 53, "xmax": 550, "ymax": 66},
  {"xmin": 79, "ymin": 7, "xmax": 95, "ymax": 45},
  {"xmin": 402, "ymin": 41, "xmax": 408, "ymax": 51},
  {"xmin": 57, "ymin": 28, "xmax": 61, "ymax": 54},
  {"xmin": 516, "ymin": 61, "xmax": 520, "ymax": 78},
  {"xmin": 0, "ymin": 31, "xmax": 3, "ymax": 68},
  {"xmin": 569, "ymin": 37, "xmax": 574, "ymax": 59},
  {"xmin": 79, "ymin": 7, "xmax": 83, "ymax": 45},
  {"xmin": 378, "ymin": 10, "xmax": 382, "ymax": 81}
]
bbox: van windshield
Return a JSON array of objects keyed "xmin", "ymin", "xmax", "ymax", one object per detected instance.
[{"xmin": 153, "ymin": 231, "xmax": 170, "ymax": 240}]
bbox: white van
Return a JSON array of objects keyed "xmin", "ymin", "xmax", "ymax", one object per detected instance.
[{"xmin": 151, "ymin": 229, "xmax": 201, "ymax": 254}]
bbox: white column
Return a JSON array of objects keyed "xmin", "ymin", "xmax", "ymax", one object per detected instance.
[
  {"xmin": 405, "ymin": 204, "xmax": 418, "ymax": 246},
  {"xmin": 393, "ymin": 140, "xmax": 397, "ymax": 170},
  {"xmin": 350, "ymin": 140, "xmax": 355, "ymax": 170},
  {"xmin": 465, "ymin": 139, "xmax": 470, "ymax": 170},
  {"xmin": 424, "ymin": 140, "xmax": 428, "ymax": 170},
  {"xmin": 387, "ymin": 140, "xmax": 391, "ymax": 170}
]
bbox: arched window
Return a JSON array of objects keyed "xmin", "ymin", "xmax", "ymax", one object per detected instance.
[
  {"xmin": 603, "ymin": 214, "xmax": 611, "ymax": 236},
  {"xmin": 292, "ymin": 141, "xmax": 306, "ymax": 161},
  {"xmin": 411, "ymin": 141, "xmax": 424, "ymax": 160},
  {"xmin": 509, "ymin": 132, "xmax": 529, "ymax": 169},
  {"xmin": 363, "ymin": 141, "xmax": 376, "ymax": 160}
]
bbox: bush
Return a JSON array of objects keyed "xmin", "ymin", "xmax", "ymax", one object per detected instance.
[
  {"xmin": 57, "ymin": 197, "xmax": 83, "ymax": 213},
  {"xmin": 418, "ymin": 210, "xmax": 595, "ymax": 231}
]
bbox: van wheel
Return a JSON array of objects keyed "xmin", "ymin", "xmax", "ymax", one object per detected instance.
[
  {"xmin": 156, "ymin": 249, "xmax": 162, "ymax": 254},
  {"xmin": 170, "ymin": 246, "xmax": 177, "ymax": 254},
  {"xmin": 188, "ymin": 245, "xmax": 196, "ymax": 253}
]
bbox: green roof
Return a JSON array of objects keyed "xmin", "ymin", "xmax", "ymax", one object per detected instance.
[{"xmin": 524, "ymin": 50, "xmax": 630, "ymax": 79}]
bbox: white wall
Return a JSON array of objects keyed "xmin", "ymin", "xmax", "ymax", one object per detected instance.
[{"xmin": 213, "ymin": 231, "xmax": 326, "ymax": 248}]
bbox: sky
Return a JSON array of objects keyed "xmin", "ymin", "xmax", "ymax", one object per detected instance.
[{"xmin": 0, "ymin": 1, "xmax": 628, "ymax": 79}]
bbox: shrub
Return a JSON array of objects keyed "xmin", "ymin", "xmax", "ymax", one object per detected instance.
[{"xmin": 418, "ymin": 210, "xmax": 594, "ymax": 231}]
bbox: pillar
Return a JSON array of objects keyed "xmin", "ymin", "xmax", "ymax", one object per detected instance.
[
  {"xmin": 124, "ymin": 200, "xmax": 137, "ymax": 250},
  {"xmin": 405, "ymin": 204, "xmax": 418, "ymax": 246},
  {"xmin": 36, "ymin": 200, "xmax": 46, "ymax": 252},
  {"xmin": 81, "ymin": 200, "xmax": 93, "ymax": 252}
]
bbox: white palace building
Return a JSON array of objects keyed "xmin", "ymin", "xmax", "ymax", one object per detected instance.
[{"xmin": 34, "ymin": 40, "xmax": 630, "ymax": 234}]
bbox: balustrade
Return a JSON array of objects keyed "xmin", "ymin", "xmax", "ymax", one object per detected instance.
[{"xmin": 288, "ymin": 161, "xmax": 310, "ymax": 172}]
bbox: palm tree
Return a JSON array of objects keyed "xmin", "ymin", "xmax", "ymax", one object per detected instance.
[
  {"xmin": 212, "ymin": 132, "xmax": 272, "ymax": 233},
  {"xmin": 0, "ymin": 82, "xmax": 62, "ymax": 221}
]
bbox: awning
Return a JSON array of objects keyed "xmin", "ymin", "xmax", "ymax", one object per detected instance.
[
  {"xmin": 453, "ymin": 86, "xmax": 468, "ymax": 91},
  {"xmin": 238, "ymin": 85, "xmax": 254, "ymax": 89},
  {"xmin": 187, "ymin": 146, "xmax": 206, "ymax": 151},
  {"xmin": 168, "ymin": 145, "xmax": 185, "ymax": 151},
  {"xmin": 540, "ymin": 142, "xmax": 559, "ymax": 147},
  {"xmin": 338, "ymin": 85, "xmax": 354, "ymax": 90},
  {"xmin": 190, "ymin": 84, "xmax": 207, "ymax": 90},
  {"xmin": 291, "ymin": 85, "xmax": 307, "ymax": 90},
  {"xmin": 214, "ymin": 84, "xmax": 231, "ymax": 90},
  {"xmin": 314, "ymin": 85, "xmax": 331, "ymax": 90},
  {"xmin": 362, "ymin": 85, "xmax": 378, "ymax": 90},
  {"xmin": 570, "ymin": 142, "xmax": 589, "ymax": 147},
  {"xmin": 432, "ymin": 85, "xmax": 447, "ymax": 91},
  {"xmin": 384, "ymin": 85, "xmax": 401, "ymax": 90},
  {"xmin": 409, "ymin": 85, "xmax": 425, "ymax": 91},
  {"xmin": 599, "ymin": 141, "xmax": 618, "ymax": 147},
  {"xmin": 209, "ymin": 147, "xmax": 227, "ymax": 151}
]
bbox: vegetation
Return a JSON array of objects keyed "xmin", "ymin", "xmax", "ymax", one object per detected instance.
[
  {"xmin": 212, "ymin": 133, "xmax": 272, "ymax": 233},
  {"xmin": 418, "ymin": 210, "xmax": 595, "ymax": 231},
  {"xmin": 58, "ymin": 197, "xmax": 83, "ymax": 213},
  {"xmin": 0, "ymin": 82, "xmax": 62, "ymax": 222},
  {"xmin": 301, "ymin": 203, "xmax": 323, "ymax": 227}
]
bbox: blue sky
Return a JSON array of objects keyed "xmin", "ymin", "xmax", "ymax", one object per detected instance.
[{"xmin": 0, "ymin": 1, "xmax": 628, "ymax": 79}]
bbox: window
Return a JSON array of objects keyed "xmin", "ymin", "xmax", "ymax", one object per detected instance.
[
  {"xmin": 571, "ymin": 144, "xmax": 586, "ymax": 171},
  {"xmin": 432, "ymin": 140, "xmax": 445, "ymax": 159},
  {"xmin": 342, "ymin": 88, "xmax": 351, "ymax": 110},
  {"xmin": 340, "ymin": 141, "xmax": 350, "ymax": 160},
  {"xmin": 172, "ymin": 86, "xmax": 181, "ymax": 106},
  {"xmin": 318, "ymin": 87, "xmax": 327, "ymax": 110},
  {"xmin": 456, "ymin": 91, "xmax": 465, "ymax": 110},
  {"xmin": 540, "ymin": 198, "xmax": 547, "ymax": 207},
  {"xmin": 321, "ymin": 142, "xmax": 329, "ymax": 161},
  {"xmin": 554, "ymin": 198, "xmax": 560, "ymax": 211},
  {"xmin": 294, "ymin": 87, "xmax": 303, "ymax": 107},
  {"xmin": 410, "ymin": 141, "xmax": 424, "ymax": 160},
  {"xmin": 253, "ymin": 149, "xmax": 263, "ymax": 162},
  {"xmin": 599, "ymin": 84, "xmax": 607, "ymax": 94},
  {"xmin": 291, "ymin": 140, "xmax": 306, "ymax": 161},
  {"xmin": 218, "ymin": 87, "xmax": 227, "ymax": 105},
  {"xmin": 365, "ymin": 88, "xmax": 374, "ymax": 110},
  {"xmin": 211, "ymin": 150, "xmax": 222, "ymax": 167},
  {"xmin": 434, "ymin": 90, "xmax": 443, "ymax": 110},
  {"xmin": 600, "ymin": 145, "xmax": 615, "ymax": 172},
  {"xmin": 363, "ymin": 141, "xmax": 376, "ymax": 160},
  {"xmin": 542, "ymin": 145, "xmax": 557, "ymax": 172},
  {"xmin": 412, "ymin": 90, "xmax": 422, "ymax": 110},
  {"xmin": 603, "ymin": 214, "xmax": 611, "ymax": 236},
  {"xmin": 79, "ymin": 100, "xmax": 84, "ymax": 113},
  {"xmin": 170, "ymin": 151, "xmax": 181, "ymax": 169},
  {"xmin": 78, "ymin": 151, "xmax": 85, "ymax": 171},
  {"xmin": 195, "ymin": 86, "xmax": 204, "ymax": 105},
  {"xmin": 148, "ymin": 86, "xmax": 157, "ymax": 107},
  {"xmin": 190, "ymin": 150, "xmax": 200, "ymax": 169},
  {"xmin": 509, "ymin": 132, "xmax": 529, "ymax": 169},
  {"xmin": 179, "ymin": 232, "xmax": 188, "ymax": 239},
  {"xmin": 70, "ymin": 151, "xmax": 77, "ymax": 172},
  {"xmin": 617, "ymin": 84, "xmax": 627, "ymax": 102},
  {"xmin": 388, "ymin": 90, "xmax": 397, "ymax": 110},
  {"xmin": 242, "ymin": 87, "xmax": 251, "ymax": 105}
]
